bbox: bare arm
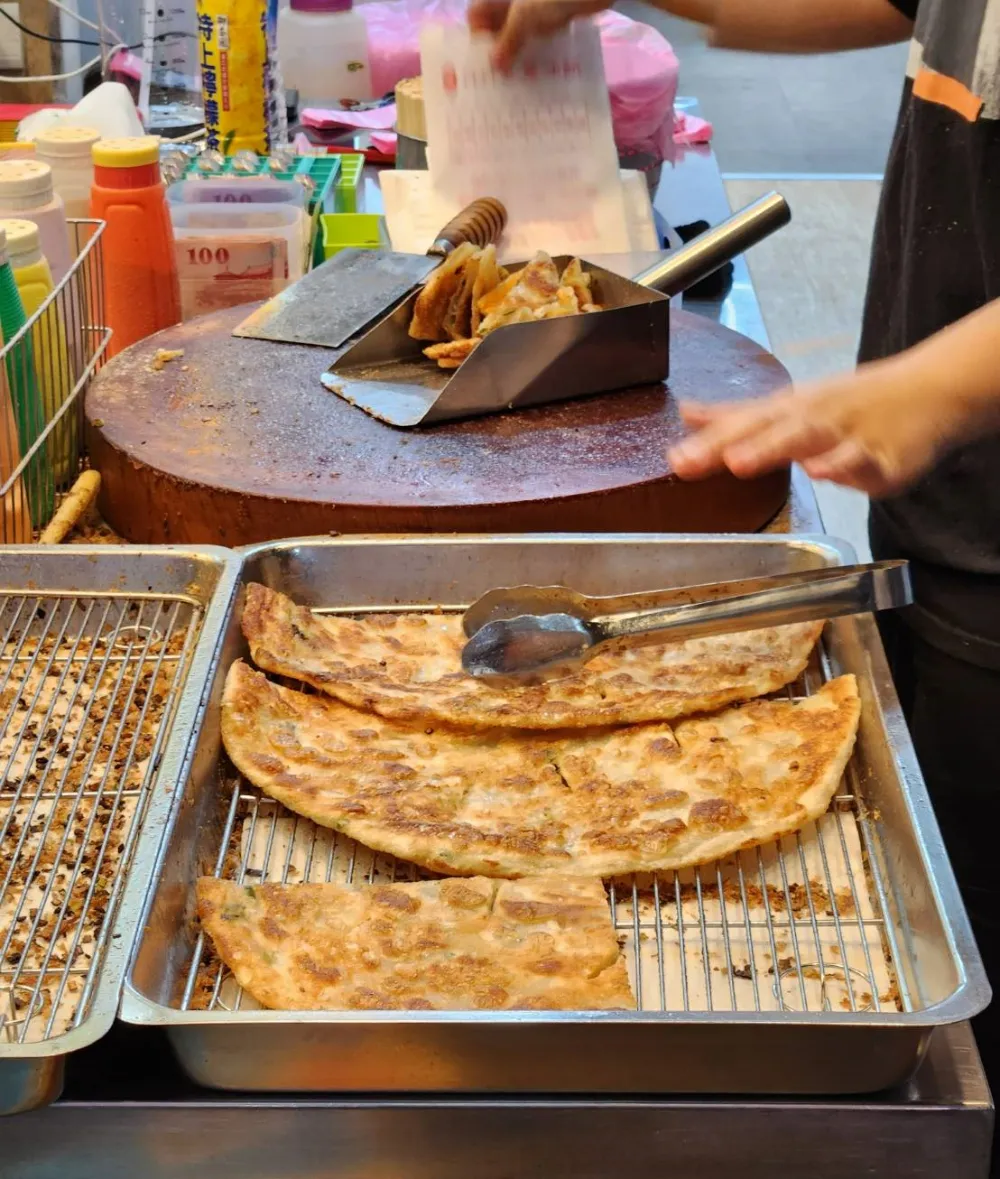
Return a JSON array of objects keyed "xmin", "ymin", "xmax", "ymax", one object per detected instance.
[
  {"xmin": 667, "ymin": 299, "xmax": 1000, "ymax": 498},
  {"xmin": 470, "ymin": 0, "xmax": 913, "ymax": 70},
  {"xmin": 709, "ymin": 0, "xmax": 913, "ymax": 53}
]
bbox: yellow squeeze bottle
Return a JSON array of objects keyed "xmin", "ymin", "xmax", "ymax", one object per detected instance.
[{"xmin": 2, "ymin": 218, "xmax": 73, "ymax": 484}]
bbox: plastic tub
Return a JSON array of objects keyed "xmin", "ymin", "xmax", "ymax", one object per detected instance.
[
  {"xmin": 166, "ymin": 177, "xmax": 307, "ymax": 209},
  {"xmin": 320, "ymin": 212, "xmax": 386, "ymax": 259},
  {"xmin": 171, "ymin": 203, "xmax": 305, "ymax": 320}
]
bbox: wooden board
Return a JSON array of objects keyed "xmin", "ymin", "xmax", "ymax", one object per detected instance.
[{"xmin": 86, "ymin": 305, "xmax": 792, "ymax": 546}]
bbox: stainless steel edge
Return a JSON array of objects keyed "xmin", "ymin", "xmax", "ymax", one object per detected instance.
[{"xmin": 0, "ymin": 546, "xmax": 243, "ymax": 1116}]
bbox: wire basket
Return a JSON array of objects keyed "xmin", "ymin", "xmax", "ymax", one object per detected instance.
[{"xmin": 0, "ymin": 220, "xmax": 111, "ymax": 544}]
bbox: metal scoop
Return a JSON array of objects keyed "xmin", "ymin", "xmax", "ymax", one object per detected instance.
[{"xmin": 460, "ymin": 561, "xmax": 912, "ymax": 678}]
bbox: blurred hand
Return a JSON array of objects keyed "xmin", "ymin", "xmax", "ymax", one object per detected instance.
[
  {"xmin": 667, "ymin": 361, "xmax": 966, "ymax": 498},
  {"xmin": 468, "ymin": 0, "xmax": 609, "ymax": 69}
]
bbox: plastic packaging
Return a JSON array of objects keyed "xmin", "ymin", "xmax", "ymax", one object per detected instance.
[
  {"xmin": 90, "ymin": 137, "xmax": 182, "ymax": 358},
  {"xmin": 34, "ymin": 125, "xmax": 100, "ymax": 219},
  {"xmin": 0, "ymin": 226, "xmax": 50, "ymax": 524},
  {"xmin": 197, "ymin": 0, "xmax": 273, "ymax": 154},
  {"xmin": 2, "ymin": 218, "xmax": 73, "ymax": 484},
  {"xmin": 64, "ymin": 82, "xmax": 144, "ymax": 141},
  {"xmin": 0, "ymin": 159, "xmax": 73, "ymax": 283},
  {"xmin": 278, "ymin": 0, "xmax": 372, "ymax": 106},
  {"xmin": 171, "ymin": 203, "xmax": 302, "ymax": 319}
]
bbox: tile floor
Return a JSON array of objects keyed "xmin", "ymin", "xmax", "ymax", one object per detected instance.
[{"xmin": 619, "ymin": 4, "xmax": 909, "ymax": 174}]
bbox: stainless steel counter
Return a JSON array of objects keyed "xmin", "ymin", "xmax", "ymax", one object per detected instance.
[{"xmin": 2, "ymin": 1023, "xmax": 991, "ymax": 1178}]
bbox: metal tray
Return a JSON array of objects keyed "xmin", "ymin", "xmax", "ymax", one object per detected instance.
[
  {"xmin": 0, "ymin": 546, "xmax": 241, "ymax": 1115},
  {"xmin": 120, "ymin": 535, "xmax": 989, "ymax": 1095}
]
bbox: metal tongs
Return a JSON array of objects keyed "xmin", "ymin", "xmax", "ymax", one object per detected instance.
[{"xmin": 460, "ymin": 561, "xmax": 912, "ymax": 678}]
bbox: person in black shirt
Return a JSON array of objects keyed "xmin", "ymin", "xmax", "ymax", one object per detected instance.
[{"xmin": 472, "ymin": 0, "xmax": 1000, "ymax": 1147}]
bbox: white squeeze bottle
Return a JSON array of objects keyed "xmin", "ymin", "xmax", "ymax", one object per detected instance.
[
  {"xmin": 34, "ymin": 125, "xmax": 100, "ymax": 219},
  {"xmin": 0, "ymin": 160, "xmax": 73, "ymax": 283},
  {"xmin": 278, "ymin": 0, "xmax": 372, "ymax": 107}
]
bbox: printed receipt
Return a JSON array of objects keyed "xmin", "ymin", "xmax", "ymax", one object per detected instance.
[{"xmin": 418, "ymin": 21, "xmax": 634, "ymax": 256}]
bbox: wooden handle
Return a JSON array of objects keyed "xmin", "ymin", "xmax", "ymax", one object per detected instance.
[{"xmin": 428, "ymin": 198, "xmax": 507, "ymax": 257}]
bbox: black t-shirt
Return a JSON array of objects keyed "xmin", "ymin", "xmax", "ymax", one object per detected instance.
[{"xmin": 862, "ymin": 0, "xmax": 1000, "ymax": 663}]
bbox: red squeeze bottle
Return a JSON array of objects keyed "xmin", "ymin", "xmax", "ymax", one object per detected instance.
[{"xmin": 90, "ymin": 136, "xmax": 181, "ymax": 357}]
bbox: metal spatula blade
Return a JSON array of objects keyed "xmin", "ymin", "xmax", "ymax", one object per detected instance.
[
  {"xmin": 461, "ymin": 561, "xmax": 912, "ymax": 678},
  {"xmin": 233, "ymin": 249, "xmax": 443, "ymax": 349},
  {"xmin": 233, "ymin": 197, "xmax": 507, "ymax": 350}
]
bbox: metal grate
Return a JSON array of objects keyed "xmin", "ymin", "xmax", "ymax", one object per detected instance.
[
  {"xmin": 183, "ymin": 639, "xmax": 906, "ymax": 1016},
  {"xmin": 0, "ymin": 590, "xmax": 204, "ymax": 1043}
]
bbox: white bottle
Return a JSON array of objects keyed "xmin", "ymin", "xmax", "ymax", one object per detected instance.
[
  {"xmin": 34, "ymin": 125, "xmax": 100, "ymax": 220},
  {"xmin": 278, "ymin": 0, "xmax": 372, "ymax": 107},
  {"xmin": 0, "ymin": 160, "xmax": 73, "ymax": 284}
]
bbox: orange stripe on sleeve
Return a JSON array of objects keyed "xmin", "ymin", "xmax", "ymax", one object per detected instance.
[{"xmin": 913, "ymin": 66, "xmax": 984, "ymax": 121}]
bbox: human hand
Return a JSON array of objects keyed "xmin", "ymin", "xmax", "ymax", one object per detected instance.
[
  {"xmin": 666, "ymin": 360, "xmax": 967, "ymax": 497},
  {"xmin": 468, "ymin": 0, "xmax": 609, "ymax": 70}
]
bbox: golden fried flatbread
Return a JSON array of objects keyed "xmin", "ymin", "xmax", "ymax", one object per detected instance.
[
  {"xmin": 221, "ymin": 661, "xmax": 858, "ymax": 877},
  {"xmin": 443, "ymin": 252, "xmax": 480, "ymax": 341},
  {"xmin": 533, "ymin": 286, "xmax": 580, "ymax": 319},
  {"xmin": 560, "ymin": 257, "xmax": 593, "ymax": 306},
  {"xmin": 423, "ymin": 337, "xmax": 480, "ymax": 366},
  {"xmin": 241, "ymin": 584, "xmax": 824, "ymax": 730},
  {"xmin": 471, "ymin": 243, "xmax": 502, "ymax": 332},
  {"xmin": 476, "ymin": 269, "xmax": 520, "ymax": 320},
  {"xmin": 197, "ymin": 873, "xmax": 634, "ymax": 1010},
  {"xmin": 408, "ymin": 242, "xmax": 477, "ymax": 341},
  {"xmin": 477, "ymin": 251, "xmax": 561, "ymax": 335}
]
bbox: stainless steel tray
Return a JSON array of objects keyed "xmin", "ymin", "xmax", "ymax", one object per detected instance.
[
  {"xmin": 120, "ymin": 535, "xmax": 989, "ymax": 1095},
  {"xmin": 0, "ymin": 546, "xmax": 242, "ymax": 1115}
]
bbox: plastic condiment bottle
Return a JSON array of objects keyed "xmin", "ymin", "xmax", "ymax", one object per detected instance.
[
  {"xmin": 2, "ymin": 218, "xmax": 73, "ymax": 484},
  {"xmin": 90, "ymin": 136, "xmax": 181, "ymax": 358},
  {"xmin": 34, "ymin": 125, "xmax": 101, "ymax": 219},
  {"xmin": 0, "ymin": 225, "xmax": 51, "ymax": 524},
  {"xmin": 277, "ymin": 0, "xmax": 372, "ymax": 107},
  {"xmin": 0, "ymin": 159, "xmax": 73, "ymax": 284}
]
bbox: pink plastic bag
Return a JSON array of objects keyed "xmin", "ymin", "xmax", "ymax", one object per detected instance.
[{"xmin": 358, "ymin": 0, "xmax": 680, "ymax": 164}]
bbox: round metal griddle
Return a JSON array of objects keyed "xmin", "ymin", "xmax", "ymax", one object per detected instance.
[{"xmin": 85, "ymin": 304, "xmax": 792, "ymax": 545}]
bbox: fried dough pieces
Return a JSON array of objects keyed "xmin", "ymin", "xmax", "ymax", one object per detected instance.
[{"xmin": 410, "ymin": 248, "xmax": 602, "ymax": 370}]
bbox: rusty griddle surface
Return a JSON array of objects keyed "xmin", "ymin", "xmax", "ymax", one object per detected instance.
[{"xmin": 85, "ymin": 304, "xmax": 792, "ymax": 545}]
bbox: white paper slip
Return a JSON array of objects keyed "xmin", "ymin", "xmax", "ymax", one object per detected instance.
[
  {"xmin": 419, "ymin": 21, "xmax": 634, "ymax": 255},
  {"xmin": 379, "ymin": 168, "xmax": 659, "ymax": 263}
]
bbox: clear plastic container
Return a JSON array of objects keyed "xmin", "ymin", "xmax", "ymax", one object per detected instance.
[
  {"xmin": 2, "ymin": 218, "xmax": 73, "ymax": 485},
  {"xmin": 277, "ymin": 0, "xmax": 372, "ymax": 106},
  {"xmin": 165, "ymin": 177, "xmax": 306, "ymax": 210},
  {"xmin": 0, "ymin": 159, "xmax": 73, "ymax": 284},
  {"xmin": 34, "ymin": 125, "xmax": 101, "ymax": 220},
  {"xmin": 171, "ymin": 203, "xmax": 305, "ymax": 320}
]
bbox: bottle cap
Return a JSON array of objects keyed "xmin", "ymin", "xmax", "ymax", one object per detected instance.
[
  {"xmin": 92, "ymin": 136, "xmax": 161, "ymax": 169},
  {"xmin": 0, "ymin": 218, "xmax": 41, "ymax": 266},
  {"xmin": 35, "ymin": 125, "xmax": 101, "ymax": 157},
  {"xmin": 0, "ymin": 159, "xmax": 54, "ymax": 202},
  {"xmin": 290, "ymin": 0, "xmax": 353, "ymax": 12}
]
